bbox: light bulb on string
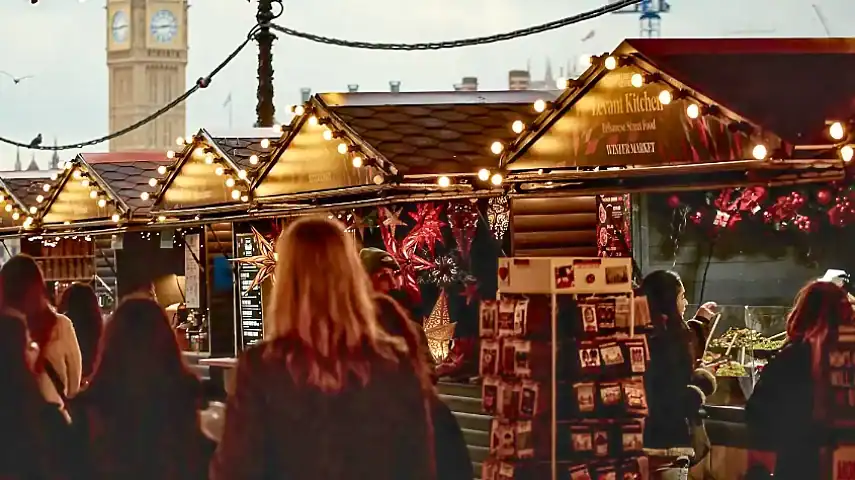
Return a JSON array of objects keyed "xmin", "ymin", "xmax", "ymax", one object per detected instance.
[
  {"xmin": 293, "ymin": 105, "xmax": 305, "ymax": 116},
  {"xmin": 841, "ymin": 145, "xmax": 854, "ymax": 162},
  {"xmin": 89, "ymin": 191, "xmax": 98, "ymax": 199},
  {"xmin": 175, "ymin": 137, "xmax": 185, "ymax": 146},
  {"xmin": 322, "ymin": 129, "xmax": 333, "ymax": 141},
  {"xmin": 260, "ymin": 139, "xmax": 271, "ymax": 149},
  {"xmin": 225, "ymin": 177, "xmax": 236, "ymax": 188},
  {"xmin": 249, "ymin": 155, "xmax": 259, "ymax": 165},
  {"xmin": 658, "ymin": 90, "xmax": 672, "ymax": 105},
  {"xmin": 512, "ymin": 120, "xmax": 525, "ymax": 134},
  {"xmin": 752, "ymin": 144, "xmax": 768, "ymax": 160},
  {"xmin": 50, "ymin": 173, "xmax": 58, "ymax": 181},
  {"xmin": 158, "ymin": 216, "xmax": 167, "ymax": 223},
  {"xmin": 580, "ymin": 55, "xmax": 593, "ymax": 69},
  {"xmin": 148, "ymin": 178, "xmax": 158, "ymax": 187},
  {"xmin": 604, "ymin": 56, "xmax": 618, "ymax": 70},
  {"xmin": 308, "ymin": 116, "xmax": 319, "ymax": 126},
  {"xmin": 28, "ymin": 206, "xmax": 37, "ymax": 214},
  {"xmin": 238, "ymin": 169, "xmax": 247, "ymax": 180},
  {"xmin": 215, "ymin": 167, "xmax": 225, "ymax": 176},
  {"xmin": 686, "ymin": 103, "xmax": 700, "ymax": 119},
  {"xmin": 98, "ymin": 198, "xmax": 107, "ymax": 208},
  {"xmin": 437, "ymin": 176, "xmax": 451, "ymax": 188},
  {"xmin": 36, "ymin": 195, "xmax": 44, "ymax": 203},
  {"xmin": 352, "ymin": 156, "xmax": 363, "ymax": 168},
  {"xmin": 533, "ymin": 99, "xmax": 547, "ymax": 113},
  {"xmin": 241, "ymin": 195, "xmax": 249, "ymax": 202},
  {"xmin": 490, "ymin": 173, "xmax": 504, "ymax": 186},
  {"xmin": 4, "ymin": 204, "xmax": 11, "ymax": 212},
  {"xmin": 43, "ymin": 184, "xmax": 51, "ymax": 192},
  {"xmin": 630, "ymin": 73, "xmax": 644, "ymax": 88},
  {"xmin": 166, "ymin": 150, "xmax": 175, "ymax": 159},
  {"xmin": 11, "ymin": 212, "xmax": 19, "ymax": 221},
  {"xmin": 204, "ymin": 153, "xmax": 215, "ymax": 164},
  {"xmin": 111, "ymin": 214, "xmax": 120, "ymax": 223},
  {"xmin": 81, "ymin": 179, "xmax": 90, "ymax": 187},
  {"xmin": 73, "ymin": 170, "xmax": 82, "ymax": 179},
  {"xmin": 230, "ymin": 189, "xmax": 241, "ymax": 200},
  {"xmin": 830, "ymin": 122, "xmax": 846, "ymax": 141},
  {"xmin": 491, "ymin": 142, "xmax": 504, "ymax": 155},
  {"xmin": 140, "ymin": 192, "xmax": 150, "ymax": 201},
  {"xmin": 157, "ymin": 165, "xmax": 168, "ymax": 175},
  {"xmin": 478, "ymin": 169, "xmax": 490, "ymax": 181},
  {"xmin": 337, "ymin": 143, "xmax": 348, "ymax": 154}
]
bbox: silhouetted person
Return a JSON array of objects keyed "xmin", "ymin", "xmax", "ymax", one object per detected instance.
[{"xmin": 58, "ymin": 283, "xmax": 104, "ymax": 380}]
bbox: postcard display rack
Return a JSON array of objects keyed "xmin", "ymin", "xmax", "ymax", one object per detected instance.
[{"xmin": 480, "ymin": 257, "xmax": 652, "ymax": 480}]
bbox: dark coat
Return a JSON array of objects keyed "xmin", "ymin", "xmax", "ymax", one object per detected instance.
[
  {"xmin": 210, "ymin": 338, "xmax": 436, "ymax": 480},
  {"xmin": 374, "ymin": 295, "xmax": 472, "ymax": 480},
  {"xmin": 746, "ymin": 341, "xmax": 823, "ymax": 480},
  {"xmin": 76, "ymin": 376, "xmax": 208, "ymax": 480},
  {"xmin": 644, "ymin": 316, "xmax": 710, "ymax": 449}
]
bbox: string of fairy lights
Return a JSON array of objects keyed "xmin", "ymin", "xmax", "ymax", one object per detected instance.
[{"xmin": 13, "ymin": 50, "xmax": 855, "ymax": 232}]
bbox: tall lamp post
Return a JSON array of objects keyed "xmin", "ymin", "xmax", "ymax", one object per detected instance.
[{"xmin": 254, "ymin": 0, "xmax": 280, "ymax": 128}]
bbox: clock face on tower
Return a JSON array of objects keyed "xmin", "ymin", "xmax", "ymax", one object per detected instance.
[
  {"xmin": 150, "ymin": 9, "xmax": 178, "ymax": 43},
  {"xmin": 111, "ymin": 10, "xmax": 129, "ymax": 43}
]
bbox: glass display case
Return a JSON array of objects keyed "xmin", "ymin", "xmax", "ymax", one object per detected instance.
[{"xmin": 694, "ymin": 304, "xmax": 789, "ymax": 406}]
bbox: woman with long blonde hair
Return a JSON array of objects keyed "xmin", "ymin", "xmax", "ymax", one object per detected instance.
[
  {"xmin": 211, "ymin": 216, "xmax": 435, "ymax": 480},
  {"xmin": 747, "ymin": 279, "xmax": 851, "ymax": 479}
]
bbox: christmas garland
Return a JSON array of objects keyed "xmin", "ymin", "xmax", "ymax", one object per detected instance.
[{"xmin": 669, "ymin": 182, "xmax": 855, "ymax": 233}]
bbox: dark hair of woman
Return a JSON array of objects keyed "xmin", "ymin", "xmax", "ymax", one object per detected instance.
[
  {"xmin": 786, "ymin": 280, "xmax": 852, "ymax": 420},
  {"xmin": 0, "ymin": 314, "xmax": 50, "ymax": 477},
  {"xmin": 0, "ymin": 254, "xmax": 56, "ymax": 368},
  {"xmin": 58, "ymin": 282, "xmax": 104, "ymax": 379},
  {"xmin": 88, "ymin": 298, "xmax": 197, "ymax": 407},
  {"xmin": 640, "ymin": 270, "xmax": 685, "ymax": 332}
]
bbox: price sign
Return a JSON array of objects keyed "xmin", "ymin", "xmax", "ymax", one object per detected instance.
[{"xmin": 235, "ymin": 233, "xmax": 264, "ymax": 350}]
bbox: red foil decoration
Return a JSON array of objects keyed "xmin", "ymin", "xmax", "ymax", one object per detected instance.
[{"xmin": 447, "ymin": 201, "xmax": 479, "ymax": 262}]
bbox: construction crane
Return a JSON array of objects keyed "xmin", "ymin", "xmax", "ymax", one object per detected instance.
[{"xmin": 609, "ymin": 0, "xmax": 671, "ymax": 38}]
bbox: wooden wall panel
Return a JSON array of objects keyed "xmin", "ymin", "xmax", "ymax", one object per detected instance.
[
  {"xmin": 94, "ymin": 236, "xmax": 117, "ymax": 309},
  {"xmin": 511, "ymin": 195, "xmax": 598, "ymax": 257}
]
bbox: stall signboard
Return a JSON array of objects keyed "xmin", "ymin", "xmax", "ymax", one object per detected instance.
[
  {"xmin": 829, "ymin": 324, "xmax": 855, "ymax": 428},
  {"xmin": 235, "ymin": 233, "xmax": 264, "ymax": 349},
  {"xmin": 184, "ymin": 234, "xmax": 201, "ymax": 308},
  {"xmin": 596, "ymin": 194, "xmax": 632, "ymax": 257},
  {"xmin": 511, "ymin": 67, "xmax": 753, "ymax": 171}
]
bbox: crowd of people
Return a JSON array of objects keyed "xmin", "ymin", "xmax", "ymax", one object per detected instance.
[{"xmin": 0, "ymin": 215, "xmax": 846, "ymax": 479}]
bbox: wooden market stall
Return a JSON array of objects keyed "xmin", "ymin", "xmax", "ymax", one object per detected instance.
[
  {"xmin": 483, "ymin": 37, "xmax": 855, "ymax": 479},
  {"xmin": 148, "ymin": 127, "xmax": 282, "ymax": 357}
]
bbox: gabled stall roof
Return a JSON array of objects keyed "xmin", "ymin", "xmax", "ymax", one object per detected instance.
[
  {"xmin": 249, "ymin": 91, "xmax": 558, "ymax": 213},
  {"xmin": 151, "ymin": 128, "xmax": 281, "ymax": 219},
  {"xmin": 0, "ymin": 170, "xmax": 61, "ymax": 233},
  {"xmin": 498, "ymin": 37, "xmax": 850, "ymax": 194},
  {"xmin": 616, "ymin": 37, "xmax": 855, "ymax": 147},
  {"xmin": 34, "ymin": 153, "xmax": 167, "ymax": 230},
  {"xmin": 321, "ymin": 91, "xmax": 557, "ymax": 175}
]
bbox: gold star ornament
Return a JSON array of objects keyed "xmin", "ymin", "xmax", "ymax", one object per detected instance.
[{"xmin": 231, "ymin": 227, "xmax": 277, "ymax": 294}]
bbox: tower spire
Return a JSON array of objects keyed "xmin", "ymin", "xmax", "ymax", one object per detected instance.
[
  {"xmin": 14, "ymin": 148, "xmax": 21, "ymax": 171},
  {"xmin": 50, "ymin": 138, "xmax": 60, "ymax": 169}
]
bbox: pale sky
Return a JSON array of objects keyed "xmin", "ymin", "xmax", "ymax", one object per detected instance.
[{"xmin": 0, "ymin": 0, "xmax": 851, "ymax": 170}]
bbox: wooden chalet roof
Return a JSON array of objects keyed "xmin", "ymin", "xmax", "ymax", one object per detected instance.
[{"xmin": 82, "ymin": 152, "xmax": 171, "ymax": 216}]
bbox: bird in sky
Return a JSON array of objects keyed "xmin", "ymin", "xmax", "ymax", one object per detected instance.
[
  {"xmin": 29, "ymin": 134, "xmax": 43, "ymax": 148},
  {"xmin": 0, "ymin": 71, "xmax": 34, "ymax": 85}
]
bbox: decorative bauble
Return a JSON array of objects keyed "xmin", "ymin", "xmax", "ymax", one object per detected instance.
[
  {"xmin": 667, "ymin": 195, "xmax": 682, "ymax": 209},
  {"xmin": 817, "ymin": 189, "xmax": 833, "ymax": 205}
]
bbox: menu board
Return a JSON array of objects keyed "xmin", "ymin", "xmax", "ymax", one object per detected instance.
[
  {"xmin": 235, "ymin": 233, "xmax": 264, "ymax": 350},
  {"xmin": 596, "ymin": 194, "xmax": 632, "ymax": 257}
]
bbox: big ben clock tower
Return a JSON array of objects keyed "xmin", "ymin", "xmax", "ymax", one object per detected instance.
[{"xmin": 106, "ymin": 0, "xmax": 187, "ymax": 152}]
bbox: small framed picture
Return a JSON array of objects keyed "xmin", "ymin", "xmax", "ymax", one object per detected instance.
[
  {"xmin": 605, "ymin": 265, "xmax": 629, "ymax": 285},
  {"xmin": 600, "ymin": 342, "xmax": 625, "ymax": 367},
  {"xmin": 574, "ymin": 382, "xmax": 596, "ymax": 413},
  {"xmin": 599, "ymin": 382, "xmax": 622, "ymax": 407},
  {"xmin": 628, "ymin": 344, "xmax": 646, "ymax": 373},
  {"xmin": 580, "ymin": 304, "xmax": 599, "ymax": 333},
  {"xmin": 579, "ymin": 346, "xmax": 602, "ymax": 370}
]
